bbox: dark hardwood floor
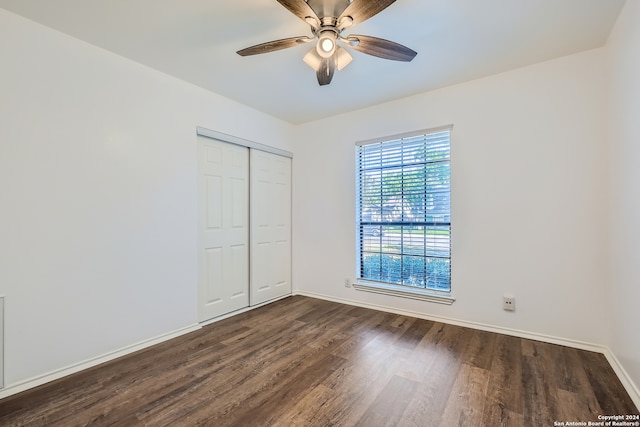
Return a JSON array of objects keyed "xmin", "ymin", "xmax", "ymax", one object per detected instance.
[{"xmin": 1, "ymin": 296, "xmax": 637, "ymax": 426}]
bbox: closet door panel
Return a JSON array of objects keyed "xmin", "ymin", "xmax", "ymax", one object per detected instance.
[
  {"xmin": 198, "ymin": 138, "xmax": 249, "ymax": 321},
  {"xmin": 250, "ymin": 150, "xmax": 292, "ymax": 305}
]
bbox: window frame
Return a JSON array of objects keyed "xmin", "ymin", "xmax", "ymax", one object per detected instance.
[{"xmin": 354, "ymin": 126, "xmax": 455, "ymax": 305}]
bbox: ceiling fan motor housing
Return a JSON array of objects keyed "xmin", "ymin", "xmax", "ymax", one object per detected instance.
[{"xmin": 306, "ymin": 0, "xmax": 352, "ymax": 21}]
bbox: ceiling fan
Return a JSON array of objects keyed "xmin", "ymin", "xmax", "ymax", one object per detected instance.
[{"xmin": 237, "ymin": 0, "xmax": 417, "ymax": 86}]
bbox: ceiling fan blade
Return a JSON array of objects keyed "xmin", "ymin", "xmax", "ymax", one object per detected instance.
[
  {"xmin": 276, "ymin": 0, "xmax": 320, "ymax": 25},
  {"xmin": 316, "ymin": 56, "xmax": 336, "ymax": 86},
  {"xmin": 338, "ymin": 0, "xmax": 397, "ymax": 26},
  {"xmin": 237, "ymin": 36, "xmax": 313, "ymax": 56},
  {"xmin": 346, "ymin": 35, "xmax": 417, "ymax": 62}
]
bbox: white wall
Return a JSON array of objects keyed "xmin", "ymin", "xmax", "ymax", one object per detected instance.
[
  {"xmin": 293, "ymin": 48, "xmax": 610, "ymax": 346},
  {"xmin": 0, "ymin": 9, "xmax": 293, "ymax": 390},
  {"xmin": 607, "ymin": 0, "xmax": 640, "ymax": 394}
]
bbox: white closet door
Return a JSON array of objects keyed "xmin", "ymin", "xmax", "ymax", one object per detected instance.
[
  {"xmin": 250, "ymin": 150, "xmax": 292, "ymax": 305},
  {"xmin": 198, "ymin": 138, "xmax": 249, "ymax": 322}
]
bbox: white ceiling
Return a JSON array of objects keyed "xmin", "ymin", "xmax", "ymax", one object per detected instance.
[{"xmin": 0, "ymin": 0, "xmax": 626, "ymax": 124}]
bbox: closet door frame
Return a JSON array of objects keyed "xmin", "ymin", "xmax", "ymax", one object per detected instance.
[{"xmin": 197, "ymin": 128, "xmax": 292, "ymax": 159}]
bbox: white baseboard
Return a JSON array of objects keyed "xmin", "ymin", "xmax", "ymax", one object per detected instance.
[
  {"xmin": 294, "ymin": 290, "xmax": 606, "ymax": 352},
  {"xmin": 0, "ymin": 323, "xmax": 201, "ymax": 400},
  {"xmin": 602, "ymin": 348, "xmax": 640, "ymax": 410},
  {"xmin": 199, "ymin": 293, "xmax": 291, "ymax": 327},
  {"xmin": 294, "ymin": 290, "xmax": 640, "ymax": 409}
]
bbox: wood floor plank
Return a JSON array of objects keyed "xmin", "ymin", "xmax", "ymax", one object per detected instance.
[
  {"xmin": 555, "ymin": 389, "xmax": 595, "ymax": 423},
  {"xmin": 329, "ymin": 310, "xmax": 395, "ymax": 360},
  {"xmin": 277, "ymin": 383, "xmax": 337, "ymax": 427},
  {"xmin": 438, "ymin": 364, "xmax": 491, "ymax": 427},
  {"xmin": 577, "ymin": 349, "xmax": 639, "ymax": 415},
  {"xmin": 0, "ymin": 295, "xmax": 637, "ymax": 427},
  {"xmin": 301, "ymin": 332, "xmax": 416, "ymax": 425},
  {"xmin": 480, "ymin": 334, "xmax": 525, "ymax": 426},
  {"xmin": 521, "ymin": 338, "xmax": 536, "ymax": 357},
  {"xmin": 354, "ymin": 375, "xmax": 419, "ymax": 427},
  {"xmin": 521, "ymin": 341, "xmax": 562, "ymax": 426},
  {"xmin": 397, "ymin": 323, "xmax": 469, "ymax": 427},
  {"xmin": 395, "ymin": 322, "xmax": 447, "ymax": 382},
  {"xmin": 394, "ymin": 318, "xmax": 434, "ymax": 351},
  {"xmin": 558, "ymin": 347, "xmax": 604, "ymax": 418},
  {"xmin": 225, "ymin": 353, "xmax": 348, "ymax": 427},
  {"xmin": 550, "ymin": 344, "xmax": 583, "ymax": 393},
  {"xmin": 461, "ymin": 328, "xmax": 498, "ymax": 370}
]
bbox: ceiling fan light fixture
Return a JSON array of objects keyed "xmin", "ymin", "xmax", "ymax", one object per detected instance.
[
  {"xmin": 335, "ymin": 46, "xmax": 353, "ymax": 70},
  {"xmin": 321, "ymin": 38, "xmax": 334, "ymax": 52},
  {"xmin": 303, "ymin": 48, "xmax": 322, "ymax": 70},
  {"xmin": 316, "ymin": 31, "xmax": 337, "ymax": 58}
]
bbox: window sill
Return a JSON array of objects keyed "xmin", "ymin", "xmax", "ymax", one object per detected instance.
[{"xmin": 353, "ymin": 281, "xmax": 455, "ymax": 305}]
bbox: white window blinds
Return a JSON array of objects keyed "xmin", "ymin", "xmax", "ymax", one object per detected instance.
[{"xmin": 356, "ymin": 128, "xmax": 451, "ymax": 292}]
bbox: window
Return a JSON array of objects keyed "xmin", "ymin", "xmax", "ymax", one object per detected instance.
[{"xmin": 356, "ymin": 127, "xmax": 452, "ymax": 300}]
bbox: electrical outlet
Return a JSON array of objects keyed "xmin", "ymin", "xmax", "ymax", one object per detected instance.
[
  {"xmin": 344, "ymin": 278, "xmax": 351, "ymax": 288},
  {"xmin": 503, "ymin": 294, "xmax": 516, "ymax": 311}
]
